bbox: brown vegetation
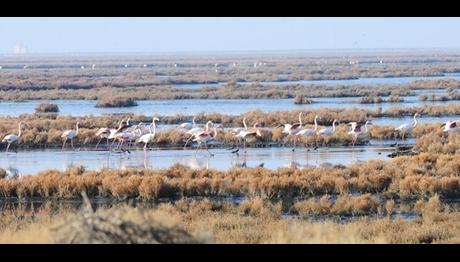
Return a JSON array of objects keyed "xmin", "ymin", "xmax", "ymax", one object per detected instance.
[
  {"xmin": 35, "ymin": 103, "xmax": 59, "ymax": 113},
  {"xmin": 1, "ymin": 152, "xmax": 460, "ymax": 200},
  {"xmin": 1, "ymin": 195, "xmax": 460, "ymax": 243},
  {"xmin": 95, "ymin": 95, "xmax": 138, "ymax": 108}
]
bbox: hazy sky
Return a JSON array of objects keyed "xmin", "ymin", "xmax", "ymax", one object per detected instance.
[{"xmin": 1, "ymin": 17, "xmax": 459, "ymax": 54}]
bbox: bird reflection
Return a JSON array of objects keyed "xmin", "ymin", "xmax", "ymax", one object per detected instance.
[
  {"xmin": 182, "ymin": 155, "xmax": 210, "ymax": 170},
  {"xmin": 284, "ymin": 151, "xmax": 302, "ymax": 169}
]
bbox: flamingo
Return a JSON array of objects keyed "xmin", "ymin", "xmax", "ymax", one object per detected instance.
[
  {"xmin": 234, "ymin": 122, "xmax": 262, "ymax": 150},
  {"xmin": 61, "ymin": 122, "xmax": 79, "ymax": 150},
  {"xmin": 316, "ymin": 119, "xmax": 339, "ymax": 147},
  {"xmin": 109, "ymin": 118, "xmax": 133, "ymax": 149},
  {"xmin": 178, "ymin": 116, "xmax": 197, "ymax": 131},
  {"xmin": 317, "ymin": 119, "xmax": 338, "ymax": 137},
  {"xmin": 296, "ymin": 115, "xmax": 320, "ymax": 148},
  {"xmin": 95, "ymin": 127, "xmax": 110, "ymax": 149},
  {"xmin": 192, "ymin": 123, "xmax": 218, "ymax": 156},
  {"xmin": 394, "ymin": 113, "xmax": 420, "ymax": 140},
  {"xmin": 281, "ymin": 112, "xmax": 303, "ymax": 151},
  {"xmin": 2, "ymin": 122, "xmax": 23, "ymax": 153},
  {"xmin": 441, "ymin": 120, "xmax": 460, "ymax": 133},
  {"xmin": 137, "ymin": 117, "xmax": 159, "ymax": 152},
  {"xmin": 230, "ymin": 117, "xmax": 248, "ymax": 149},
  {"xmin": 348, "ymin": 120, "xmax": 372, "ymax": 147},
  {"xmin": 114, "ymin": 130, "xmax": 137, "ymax": 151},
  {"xmin": 184, "ymin": 120, "xmax": 213, "ymax": 148},
  {"xmin": 95, "ymin": 119, "xmax": 125, "ymax": 149}
]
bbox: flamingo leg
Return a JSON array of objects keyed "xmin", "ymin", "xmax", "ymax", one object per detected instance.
[
  {"xmin": 6, "ymin": 142, "xmax": 10, "ymax": 153},
  {"xmin": 205, "ymin": 143, "xmax": 213, "ymax": 156},
  {"xmin": 106, "ymin": 138, "xmax": 109, "ymax": 149},
  {"xmin": 110, "ymin": 139, "xmax": 117, "ymax": 151},
  {"xmin": 144, "ymin": 142, "xmax": 147, "ymax": 152},
  {"xmin": 62, "ymin": 139, "xmax": 67, "ymax": 151},
  {"xmin": 71, "ymin": 138, "xmax": 74, "ymax": 149},
  {"xmin": 293, "ymin": 135, "xmax": 297, "ymax": 152},
  {"xmin": 95, "ymin": 137, "xmax": 102, "ymax": 149},
  {"xmin": 195, "ymin": 142, "xmax": 201, "ymax": 155},
  {"xmin": 184, "ymin": 135, "xmax": 193, "ymax": 149}
]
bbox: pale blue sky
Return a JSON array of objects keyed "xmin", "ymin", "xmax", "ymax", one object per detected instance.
[{"xmin": 0, "ymin": 17, "xmax": 459, "ymax": 54}]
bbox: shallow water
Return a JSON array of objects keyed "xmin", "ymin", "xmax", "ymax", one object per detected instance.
[
  {"xmin": 169, "ymin": 73, "xmax": 460, "ymax": 89},
  {"xmin": 0, "ymin": 145, "xmax": 393, "ymax": 176},
  {"xmin": 0, "ymin": 95, "xmax": 457, "ymax": 117}
]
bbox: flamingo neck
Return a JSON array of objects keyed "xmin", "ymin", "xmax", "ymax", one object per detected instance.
[
  {"xmin": 364, "ymin": 121, "xmax": 369, "ymax": 133},
  {"xmin": 192, "ymin": 116, "xmax": 196, "ymax": 126},
  {"xmin": 332, "ymin": 120, "xmax": 336, "ymax": 132},
  {"xmin": 18, "ymin": 123, "xmax": 22, "ymax": 137},
  {"xmin": 314, "ymin": 116, "xmax": 318, "ymax": 131},
  {"xmin": 152, "ymin": 120, "xmax": 157, "ymax": 135},
  {"xmin": 211, "ymin": 127, "xmax": 217, "ymax": 138},
  {"xmin": 243, "ymin": 118, "xmax": 248, "ymax": 129},
  {"xmin": 299, "ymin": 113, "xmax": 303, "ymax": 127},
  {"xmin": 76, "ymin": 123, "xmax": 79, "ymax": 134},
  {"xmin": 413, "ymin": 115, "xmax": 418, "ymax": 127}
]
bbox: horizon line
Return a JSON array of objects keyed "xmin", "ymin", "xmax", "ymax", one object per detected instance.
[{"xmin": 2, "ymin": 47, "xmax": 460, "ymax": 57}]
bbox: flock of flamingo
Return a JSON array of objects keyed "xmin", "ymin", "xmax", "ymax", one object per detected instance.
[{"xmin": 1, "ymin": 112, "xmax": 459, "ymax": 155}]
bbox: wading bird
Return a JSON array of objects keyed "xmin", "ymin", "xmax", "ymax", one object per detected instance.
[
  {"xmin": 95, "ymin": 119, "xmax": 125, "ymax": 149},
  {"xmin": 348, "ymin": 120, "xmax": 372, "ymax": 147},
  {"xmin": 317, "ymin": 119, "xmax": 339, "ymax": 146},
  {"xmin": 281, "ymin": 112, "xmax": 303, "ymax": 151},
  {"xmin": 230, "ymin": 117, "xmax": 248, "ymax": 149},
  {"xmin": 234, "ymin": 122, "xmax": 262, "ymax": 150},
  {"xmin": 61, "ymin": 122, "xmax": 79, "ymax": 150},
  {"xmin": 184, "ymin": 120, "xmax": 213, "ymax": 148},
  {"xmin": 296, "ymin": 115, "xmax": 320, "ymax": 148},
  {"xmin": 137, "ymin": 117, "xmax": 159, "ymax": 152},
  {"xmin": 395, "ymin": 113, "xmax": 420, "ymax": 140},
  {"xmin": 2, "ymin": 121, "xmax": 23, "ymax": 153},
  {"xmin": 178, "ymin": 116, "xmax": 197, "ymax": 131},
  {"xmin": 441, "ymin": 120, "xmax": 460, "ymax": 133},
  {"xmin": 192, "ymin": 122, "xmax": 218, "ymax": 156}
]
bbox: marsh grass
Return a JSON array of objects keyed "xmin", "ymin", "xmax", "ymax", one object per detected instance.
[
  {"xmin": 35, "ymin": 103, "xmax": 59, "ymax": 113},
  {"xmin": 95, "ymin": 95, "xmax": 138, "ymax": 108},
  {"xmin": 1, "ymin": 197, "xmax": 460, "ymax": 243},
  {"xmin": 1, "ymin": 153, "xmax": 460, "ymax": 200}
]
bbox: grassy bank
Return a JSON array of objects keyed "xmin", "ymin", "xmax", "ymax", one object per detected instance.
[
  {"xmin": 1, "ymin": 152, "xmax": 460, "ymax": 200},
  {"xmin": 0, "ymin": 194, "xmax": 459, "ymax": 243}
]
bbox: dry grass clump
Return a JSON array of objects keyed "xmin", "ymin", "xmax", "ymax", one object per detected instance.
[
  {"xmin": 52, "ymin": 193, "xmax": 203, "ymax": 244},
  {"xmin": 95, "ymin": 95, "xmax": 138, "ymax": 108},
  {"xmin": 294, "ymin": 194, "xmax": 379, "ymax": 216},
  {"xmin": 293, "ymin": 94, "xmax": 313, "ymax": 104},
  {"xmin": 415, "ymin": 129, "xmax": 460, "ymax": 154},
  {"xmin": 238, "ymin": 197, "xmax": 282, "ymax": 218},
  {"xmin": 360, "ymin": 95, "xmax": 383, "ymax": 104},
  {"xmin": 35, "ymin": 103, "xmax": 59, "ymax": 113}
]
